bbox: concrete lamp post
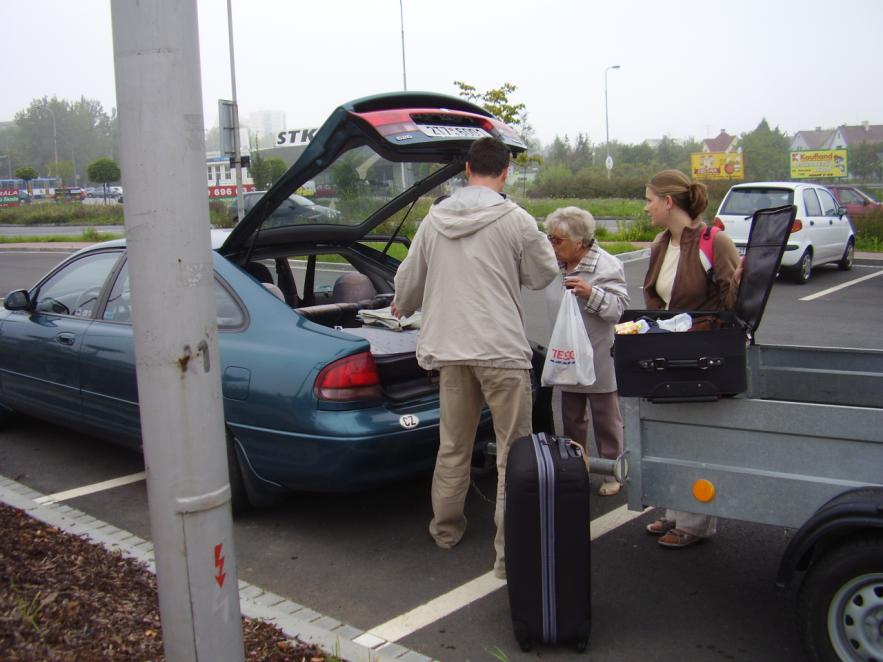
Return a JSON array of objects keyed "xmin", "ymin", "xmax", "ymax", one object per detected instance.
[{"xmin": 604, "ymin": 65, "xmax": 620, "ymax": 181}]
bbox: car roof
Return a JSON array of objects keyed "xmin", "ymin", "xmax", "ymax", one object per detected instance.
[
  {"xmin": 730, "ymin": 182, "xmax": 821, "ymax": 190},
  {"xmin": 219, "ymin": 91, "xmax": 526, "ymax": 261},
  {"xmin": 70, "ymin": 229, "xmax": 233, "ymax": 257}
]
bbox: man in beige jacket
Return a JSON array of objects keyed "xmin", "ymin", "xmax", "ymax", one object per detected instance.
[{"xmin": 392, "ymin": 137, "xmax": 559, "ymax": 579}]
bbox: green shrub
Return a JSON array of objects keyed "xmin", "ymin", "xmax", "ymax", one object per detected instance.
[
  {"xmin": 853, "ymin": 208, "xmax": 883, "ymax": 252},
  {"xmin": 0, "ymin": 203, "xmax": 124, "ymax": 225}
]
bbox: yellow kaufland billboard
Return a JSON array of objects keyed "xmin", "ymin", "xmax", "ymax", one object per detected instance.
[
  {"xmin": 790, "ymin": 150, "xmax": 848, "ymax": 178},
  {"xmin": 690, "ymin": 152, "xmax": 744, "ymax": 180}
]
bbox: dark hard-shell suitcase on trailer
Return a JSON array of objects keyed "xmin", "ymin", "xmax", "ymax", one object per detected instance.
[
  {"xmin": 504, "ymin": 432, "xmax": 591, "ymax": 653},
  {"xmin": 614, "ymin": 205, "xmax": 796, "ymax": 402}
]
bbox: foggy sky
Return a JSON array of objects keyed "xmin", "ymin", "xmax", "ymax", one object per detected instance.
[{"xmin": 5, "ymin": 0, "xmax": 882, "ymax": 147}]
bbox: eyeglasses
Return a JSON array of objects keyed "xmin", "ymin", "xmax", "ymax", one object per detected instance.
[{"xmin": 547, "ymin": 234, "xmax": 568, "ymax": 246}]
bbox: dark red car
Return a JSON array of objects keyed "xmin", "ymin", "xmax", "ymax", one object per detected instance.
[{"xmin": 827, "ymin": 185, "xmax": 882, "ymax": 216}]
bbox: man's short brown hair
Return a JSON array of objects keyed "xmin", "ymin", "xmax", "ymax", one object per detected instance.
[{"xmin": 466, "ymin": 137, "xmax": 511, "ymax": 177}]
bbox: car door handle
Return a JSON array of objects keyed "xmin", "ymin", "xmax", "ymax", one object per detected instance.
[{"xmin": 55, "ymin": 333, "xmax": 76, "ymax": 346}]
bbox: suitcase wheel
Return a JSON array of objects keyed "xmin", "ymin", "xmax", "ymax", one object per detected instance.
[
  {"xmin": 518, "ymin": 639, "xmax": 532, "ymax": 653},
  {"xmin": 575, "ymin": 638, "xmax": 588, "ymax": 653}
]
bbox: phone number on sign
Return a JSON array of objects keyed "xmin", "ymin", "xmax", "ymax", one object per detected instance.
[{"xmin": 208, "ymin": 185, "xmax": 255, "ymax": 198}]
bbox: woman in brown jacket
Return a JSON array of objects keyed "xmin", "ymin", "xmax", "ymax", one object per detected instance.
[{"xmin": 642, "ymin": 169, "xmax": 741, "ymax": 548}]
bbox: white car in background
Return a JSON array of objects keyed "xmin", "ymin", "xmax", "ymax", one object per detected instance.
[{"xmin": 714, "ymin": 182, "xmax": 855, "ymax": 283}]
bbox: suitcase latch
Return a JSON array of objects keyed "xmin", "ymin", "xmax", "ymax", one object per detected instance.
[{"xmin": 638, "ymin": 356, "xmax": 724, "ymax": 371}]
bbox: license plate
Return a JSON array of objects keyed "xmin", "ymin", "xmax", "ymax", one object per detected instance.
[
  {"xmin": 417, "ymin": 125, "xmax": 491, "ymax": 139},
  {"xmin": 737, "ymin": 246, "xmax": 747, "ymax": 256}
]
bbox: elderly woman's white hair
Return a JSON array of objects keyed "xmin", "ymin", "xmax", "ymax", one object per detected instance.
[{"xmin": 546, "ymin": 206, "xmax": 596, "ymax": 248}]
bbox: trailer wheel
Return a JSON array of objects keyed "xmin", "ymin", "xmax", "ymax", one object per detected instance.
[{"xmin": 797, "ymin": 536, "xmax": 883, "ymax": 662}]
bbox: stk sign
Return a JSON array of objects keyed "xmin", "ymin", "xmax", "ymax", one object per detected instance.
[{"xmin": 275, "ymin": 128, "xmax": 319, "ymax": 147}]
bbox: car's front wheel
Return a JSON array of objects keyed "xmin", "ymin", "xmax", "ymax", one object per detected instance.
[
  {"xmin": 792, "ymin": 250, "xmax": 813, "ymax": 284},
  {"xmin": 838, "ymin": 239, "xmax": 855, "ymax": 271},
  {"xmin": 797, "ymin": 535, "xmax": 883, "ymax": 662}
]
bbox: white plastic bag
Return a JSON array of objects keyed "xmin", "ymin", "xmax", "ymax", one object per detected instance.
[{"xmin": 541, "ymin": 290, "xmax": 596, "ymax": 386}]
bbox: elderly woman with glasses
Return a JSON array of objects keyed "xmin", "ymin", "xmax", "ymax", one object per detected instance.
[{"xmin": 546, "ymin": 206, "xmax": 630, "ymax": 496}]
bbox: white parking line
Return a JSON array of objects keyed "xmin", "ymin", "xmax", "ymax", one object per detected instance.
[
  {"xmin": 799, "ymin": 269, "xmax": 883, "ymax": 302},
  {"xmin": 33, "ymin": 471, "xmax": 146, "ymax": 504},
  {"xmin": 356, "ymin": 503, "xmax": 650, "ymax": 648}
]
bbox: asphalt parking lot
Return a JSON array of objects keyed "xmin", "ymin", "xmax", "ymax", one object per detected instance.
[{"xmin": 2, "ymin": 248, "xmax": 882, "ymax": 660}]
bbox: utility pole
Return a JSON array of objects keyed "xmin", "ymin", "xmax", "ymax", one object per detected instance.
[
  {"xmin": 110, "ymin": 1, "xmax": 244, "ymax": 660},
  {"xmin": 398, "ymin": 0, "xmax": 408, "ymax": 192},
  {"xmin": 47, "ymin": 105, "xmax": 60, "ymax": 189},
  {"xmin": 604, "ymin": 65, "xmax": 620, "ymax": 181},
  {"xmin": 227, "ymin": 0, "xmax": 245, "ymax": 223}
]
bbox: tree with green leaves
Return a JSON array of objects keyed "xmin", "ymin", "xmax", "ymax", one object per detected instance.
[
  {"xmin": 264, "ymin": 157, "xmax": 287, "ymax": 188},
  {"xmin": 13, "ymin": 96, "xmax": 116, "ymax": 188},
  {"xmin": 15, "ymin": 166, "xmax": 38, "ymax": 182},
  {"xmin": 848, "ymin": 141, "xmax": 883, "ymax": 182},
  {"xmin": 87, "ymin": 157, "xmax": 121, "ymax": 201},
  {"xmin": 453, "ymin": 81, "xmax": 526, "ymax": 129},
  {"xmin": 47, "ymin": 160, "xmax": 75, "ymax": 186},
  {"xmin": 740, "ymin": 119, "xmax": 790, "ymax": 181}
]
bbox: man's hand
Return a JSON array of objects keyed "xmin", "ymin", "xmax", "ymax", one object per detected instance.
[{"xmin": 390, "ymin": 301, "xmax": 402, "ymax": 318}]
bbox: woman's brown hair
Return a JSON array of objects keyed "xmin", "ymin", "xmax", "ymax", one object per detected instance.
[{"xmin": 648, "ymin": 169, "xmax": 708, "ymax": 220}]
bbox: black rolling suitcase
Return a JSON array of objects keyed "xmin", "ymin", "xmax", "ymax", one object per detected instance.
[
  {"xmin": 614, "ymin": 204, "xmax": 796, "ymax": 402},
  {"xmin": 504, "ymin": 432, "xmax": 591, "ymax": 653}
]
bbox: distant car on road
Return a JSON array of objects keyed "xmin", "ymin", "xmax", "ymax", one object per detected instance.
[
  {"xmin": 826, "ymin": 184, "xmax": 882, "ymax": 217},
  {"xmin": 227, "ymin": 191, "xmax": 339, "ymax": 225},
  {"xmin": 715, "ymin": 182, "xmax": 855, "ymax": 283}
]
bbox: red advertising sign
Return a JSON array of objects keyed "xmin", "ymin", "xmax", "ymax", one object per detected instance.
[
  {"xmin": 0, "ymin": 188, "xmax": 19, "ymax": 208},
  {"xmin": 208, "ymin": 184, "xmax": 255, "ymax": 199}
]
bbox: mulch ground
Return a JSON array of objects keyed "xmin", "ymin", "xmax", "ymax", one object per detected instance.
[{"xmin": 0, "ymin": 502, "xmax": 342, "ymax": 661}]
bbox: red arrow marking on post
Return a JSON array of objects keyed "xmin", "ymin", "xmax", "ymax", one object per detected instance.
[{"xmin": 214, "ymin": 543, "xmax": 226, "ymax": 588}]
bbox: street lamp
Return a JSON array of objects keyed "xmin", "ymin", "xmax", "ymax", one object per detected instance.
[
  {"xmin": 604, "ymin": 65, "xmax": 620, "ymax": 180},
  {"xmin": 399, "ymin": 0, "xmax": 407, "ymax": 91},
  {"xmin": 46, "ymin": 105, "xmax": 60, "ymax": 189},
  {"xmin": 398, "ymin": 0, "xmax": 408, "ymax": 192}
]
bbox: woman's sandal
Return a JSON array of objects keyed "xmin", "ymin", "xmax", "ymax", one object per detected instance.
[
  {"xmin": 598, "ymin": 482, "xmax": 621, "ymax": 496},
  {"xmin": 645, "ymin": 518, "xmax": 676, "ymax": 535},
  {"xmin": 657, "ymin": 528, "xmax": 703, "ymax": 548}
]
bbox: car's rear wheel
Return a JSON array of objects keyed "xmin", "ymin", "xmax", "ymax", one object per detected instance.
[
  {"xmin": 792, "ymin": 250, "xmax": 813, "ymax": 284},
  {"xmin": 838, "ymin": 239, "xmax": 855, "ymax": 271}
]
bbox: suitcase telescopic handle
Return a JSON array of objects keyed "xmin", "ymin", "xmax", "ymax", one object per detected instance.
[{"xmin": 638, "ymin": 356, "xmax": 724, "ymax": 371}]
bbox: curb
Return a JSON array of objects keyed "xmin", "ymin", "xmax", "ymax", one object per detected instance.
[{"xmin": 0, "ymin": 474, "xmax": 431, "ymax": 662}]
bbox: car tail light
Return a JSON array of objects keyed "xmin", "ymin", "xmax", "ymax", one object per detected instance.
[
  {"xmin": 314, "ymin": 351, "xmax": 381, "ymax": 401},
  {"xmin": 791, "ymin": 219, "xmax": 803, "ymax": 233},
  {"xmin": 712, "ymin": 217, "xmax": 726, "ymax": 231}
]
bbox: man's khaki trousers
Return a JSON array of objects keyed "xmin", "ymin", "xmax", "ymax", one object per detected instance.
[{"xmin": 429, "ymin": 365, "xmax": 533, "ymax": 576}]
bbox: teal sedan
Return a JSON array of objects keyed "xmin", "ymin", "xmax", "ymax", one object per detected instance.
[{"xmin": 0, "ymin": 92, "xmax": 550, "ymax": 512}]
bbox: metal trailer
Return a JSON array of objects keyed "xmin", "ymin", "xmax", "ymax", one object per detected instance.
[{"xmin": 618, "ymin": 343, "xmax": 883, "ymax": 662}]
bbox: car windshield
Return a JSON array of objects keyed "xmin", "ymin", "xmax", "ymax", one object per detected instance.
[
  {"xmin": 260, "ymin": 144, "xmax": 449, "ymax": 234},
  {"xmin": 720, "ymin": 188, "xmax": 793, "ymax": 216}
]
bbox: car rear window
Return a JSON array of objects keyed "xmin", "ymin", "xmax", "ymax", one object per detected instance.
[{"xmin": 720, "ymin": 188, "xmax": 793, "ymax": 216}]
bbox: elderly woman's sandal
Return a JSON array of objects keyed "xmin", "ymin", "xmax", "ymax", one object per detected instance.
[
  {"xmin": 646, "ymin": 518, "xmax": 676, "ymax": 535},
  {"xmin": 657, "ymin": 528, "xmax": 702, "ymax": 548}
]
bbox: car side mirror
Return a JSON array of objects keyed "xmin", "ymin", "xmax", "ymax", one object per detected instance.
[
  {"xmin": 4, "ymin": 289, "xmax": 32, "ymax": 311},
  {"xmin": 837, "ymin": 206, "xmax": 848, "ymax": 217}
]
